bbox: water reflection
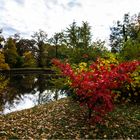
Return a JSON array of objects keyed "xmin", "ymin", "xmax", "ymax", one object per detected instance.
[{"xmin": 0, "ymin": 73, "xmax": 67, "ymax": 114}]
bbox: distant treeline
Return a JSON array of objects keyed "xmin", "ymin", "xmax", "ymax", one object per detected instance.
[{"xmin": 0, "ymin": 13, "xmax": 140, "ymax": 69}]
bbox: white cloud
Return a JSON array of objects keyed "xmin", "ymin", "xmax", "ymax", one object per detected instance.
[{"xmin": 0, "ymin": 0, "xmax": 140, "ymax": 44}]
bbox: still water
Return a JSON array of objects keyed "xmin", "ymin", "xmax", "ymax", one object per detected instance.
[{"xmin": 0, "ymin": 73, "xmax": 67, "ymax": 114}]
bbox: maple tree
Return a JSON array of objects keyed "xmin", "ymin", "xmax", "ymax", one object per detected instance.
[{"xmin": 52, "ymin": 59, "xmax": 140, "ymax": 123}]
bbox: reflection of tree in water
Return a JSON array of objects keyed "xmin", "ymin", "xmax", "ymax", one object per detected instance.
[
  {"xmin": 9, "ymin": 74, "xmax": 35, "ymax": 97},
  {"xmin": 0, "ymin": 73, "xmax": 66, "ymax": 114},
  {"xmin": 34, "ymin": 74, "xmax": 66, "ymax": 105},
  {"xmin": 0, "ymin": 74, "xmax": 36, "ymax": 113},
  {"xmin": 0, "ymin": 74, "xmax": 9, "ymax": 112},
  {"xmin": 35, "ymin": 74, "xmax": 54, "ymax": 104}
]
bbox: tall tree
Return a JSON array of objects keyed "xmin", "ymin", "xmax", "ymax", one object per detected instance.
[
  {"xmin": 110, "ymin": 13, "xmax": 140, "ymax": 53},
  {"xmin": 65, "ymin": 21, "xmax": 79, "ymax": 48},
  {"xmin": 16, "ymin": 38, "xmax": 36, "ymax": 56},
  {"xmin": 79, "ymin": 21, "xmax": 92, "ymax": 48},
  {"xmin": 31, "ymin": 30, "xmax": 48, "ymax": 67},
  {"xmin": 120, "ymin": 37, "xmax": 140, "ymax": 61},
  {"xmin": 0, "ymin": 29, "xmax": 5, "ymax": 49},
  {"xmin": 110, "ymin": 21, "xmax": 123, "ymax": 53},
  {"xmin": 4, "ymin": 38, "xmax": 19, "ymax": 68},
  {"xmin": 65, "ymin": 21, "xmax": 92, "ymax": 49},
  {"xmin": 48, "ymin": 32, "xmax": 64, "ymax": 58}
]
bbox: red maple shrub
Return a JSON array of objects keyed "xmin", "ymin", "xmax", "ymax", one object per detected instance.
[{"xmin": 52, "ymin": 59, "xmax": 140, "ymax": 123}]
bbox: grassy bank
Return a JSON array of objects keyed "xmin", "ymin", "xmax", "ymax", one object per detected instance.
[{"xmin": 0, "ymin": 98, "xmax": 140, "ymax": 139}]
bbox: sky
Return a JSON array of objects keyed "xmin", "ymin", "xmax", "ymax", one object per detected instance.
[{"xmin": 0, "ymin": 0, "xmax": 140, "ymax": 45}]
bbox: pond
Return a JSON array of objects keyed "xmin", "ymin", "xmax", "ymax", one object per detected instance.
[{"xmin": 0, "ymin": 73, "xmax": 67, "ymax": 114}]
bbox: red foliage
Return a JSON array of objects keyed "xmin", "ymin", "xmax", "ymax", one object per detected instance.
[
  {"xmin": 82, "ymin": 54, "xmax": 89, "ymax": 58},
  {"xmin": 52, "ymin": 59, "xmax": 140, "ymax": 123}
]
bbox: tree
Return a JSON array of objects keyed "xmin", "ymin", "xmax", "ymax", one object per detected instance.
[
  {"xmin": 0, "ymin": 29, "xmax": 5, "ymax": 49},
  {"xmin": 109, "ymin": 13, "xmax": 140, "ymax": 53},
  {"xmin": 65, "ymin": 21, "xmax": 92, "ymax": 49},
  {"xmin": 119, "ymin": 13, "xmax": 140, "ymax": 61},
  {"xmin": 65, "ymin": 21, "xmax": 79, "ymax": 48},
  {"xmin": 131, "ymin": 13, "xmax": 140, "ymax": 41},
  {"xmin": 52, "ymin": 59, "xmax": 140, "ymax": 123},
  {"xmin": 79, "ymin": 21, "xmax": 92, "ymax": 48},
  {"xmin": 63, "ymin": 21, "xmax": 93, "ymax": 63},
  {"xmin": 110, "ymin": 21, "xmax": 123, "ymax": 53},
  {"xmin": 48, "ymin": 32, "xmax": 64, "ymax": 58},
  {"xmin": 16, "ymin": 38, "xmax": 36, "ymax": 56},
  {"xmin": 22, "ymin": 51, "xmax": 36, "ymax": 67},
  {"xmin": 4, "ymin": 38, "xmax": 19, "ymax": 68},
  {"xmin": 0, "ymin": 30, "xmax": 9, "ymax": 69},
  {"xmin": 120, "ymin": 38, "xmax": 140, "ymax": 61},
  {"xmin": 31, "ymin": 30, "xmax": 48, "ymax": 67},
  {"xmin": 39, "ymin": 43, "xmax": 48, "ymax": 67},
  {"xmin": 0, "ymin": 51, "xmax": 9, "ymax": 69},
  {"xmin": 85, "ymin": 40, "xmax": 109, "ymax": 62}
]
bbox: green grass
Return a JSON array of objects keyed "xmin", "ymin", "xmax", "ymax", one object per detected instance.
[{"xmin": 0, "ymin": 98, "xmax": 140, "ymax": 139}]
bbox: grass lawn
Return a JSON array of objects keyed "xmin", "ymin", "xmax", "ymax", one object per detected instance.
[{"xmin": 0, "ymin": 98, "xmax": 140, "ymax": 139}]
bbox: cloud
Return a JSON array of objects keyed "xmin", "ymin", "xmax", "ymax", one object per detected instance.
[
  {"xmin": 3, "ymin": 26, "xmax": 19, "ymax": 34},
  {"xmin": 43, "ymin": 0, "xmax": 58, "ymax": 9},
  {"xmin": 0, "ymin": 0, "xmax": 140, "ymax": 44},
  {"xmin": 0, "ymin": 0, "xmax": 50, "ymax": 37},
  {"xmin": 0, "ymin": 0, "xmax": 6, "ymax": 10},
  {"xmin": 67, "ymin": 1, "xmax": 81, "ymax": 8},
  {"xmin": 14, "ymin": 0, "xmax": 25, "ymax": 5}
]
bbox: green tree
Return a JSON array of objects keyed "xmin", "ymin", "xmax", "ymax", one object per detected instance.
[
  {"xmin": 48, "ymin": 32, "xmax": 64, "ymax": 58},
  {"xmin": 65, "ymin": 21, "xmax": 92, "ymax": 49},
  {"xmin": 119, "ymin": 13, "xmax": 140, "ymax": 61},
  {"xmin": 110, "ymin": 20, "xmax": 123, "ymax": 53},
  {"xmin": 120, "ymin": 38, "xmax": 140, "ymax": 61},
  {"xmin": 109, "ymin": 13, "xmax": 140, "ymax": 53},
  {"xmin": 31, "ymin": 30, "xmax": 48, "ymax": 67},
  {"xmin": 79, "ymin": 21, "xmax": 92, "ymax": 48},
  {"xmin": 65, "ymin": 21, "xmax": 79, "ymax": 48},
  {"xmin": 63, "ymin": 21, "xmax": 93, "ymax": 63}
]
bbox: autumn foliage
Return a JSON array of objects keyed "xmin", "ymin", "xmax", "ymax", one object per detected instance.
[
  {"xmin": 52, "ymin": 59, "xmax": 140, "ymax": 123},
  {"xmin": 0, "ymin": 51, "xmax": 9, "ymax": 70}
]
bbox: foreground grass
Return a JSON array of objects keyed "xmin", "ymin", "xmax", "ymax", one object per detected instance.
[{"xmin": 0, "ymin": 98, "xmax": 140, "ymax": 139}]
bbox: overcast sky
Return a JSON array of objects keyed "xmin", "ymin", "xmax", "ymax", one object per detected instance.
[{"xmin": 0, "ymin": 0, "xmax": 140, "ymax": 44}]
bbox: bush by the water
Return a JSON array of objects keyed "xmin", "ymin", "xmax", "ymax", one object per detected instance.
[{"xmin": 52, "ymin": 58, "xmax": 140, "ymax": 123}]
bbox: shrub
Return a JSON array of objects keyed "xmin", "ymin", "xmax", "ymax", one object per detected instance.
[
  {"xmin": 52, "ymin": 58, "xmax": 140, "ymax": 123},
  {"xmin": 116, "ymin": 65, "xmax": 140, "ymax": 103}
]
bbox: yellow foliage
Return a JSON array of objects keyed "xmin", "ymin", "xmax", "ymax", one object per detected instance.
[
  {"xmin": 0, "ymin": 75, "xmax": 9, "ymax": 93},
  {"xmin": 72, "ymin": 62, "xmax": 88, "ymax": 74},
  {"xmin": 23, "ymin": 51, "xmax": 36, "ymax": 67},
  {"xmin": 115, "ymin": 65, "xmax": 140, "ymax": 102},
  {"xmin": 0, "ymin": 51, "xmax": 10, "ymax": 69},
  {"xmin": 130, "ymin": 66, "xmax": 140, "ymax": 89},
  {"xmin": 23, "ymin": 51, "xmax": 32, "ymax": 57},
  {"xmin": 97, "ymin": 53, "xmax": 119, "ymax": 67}
]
